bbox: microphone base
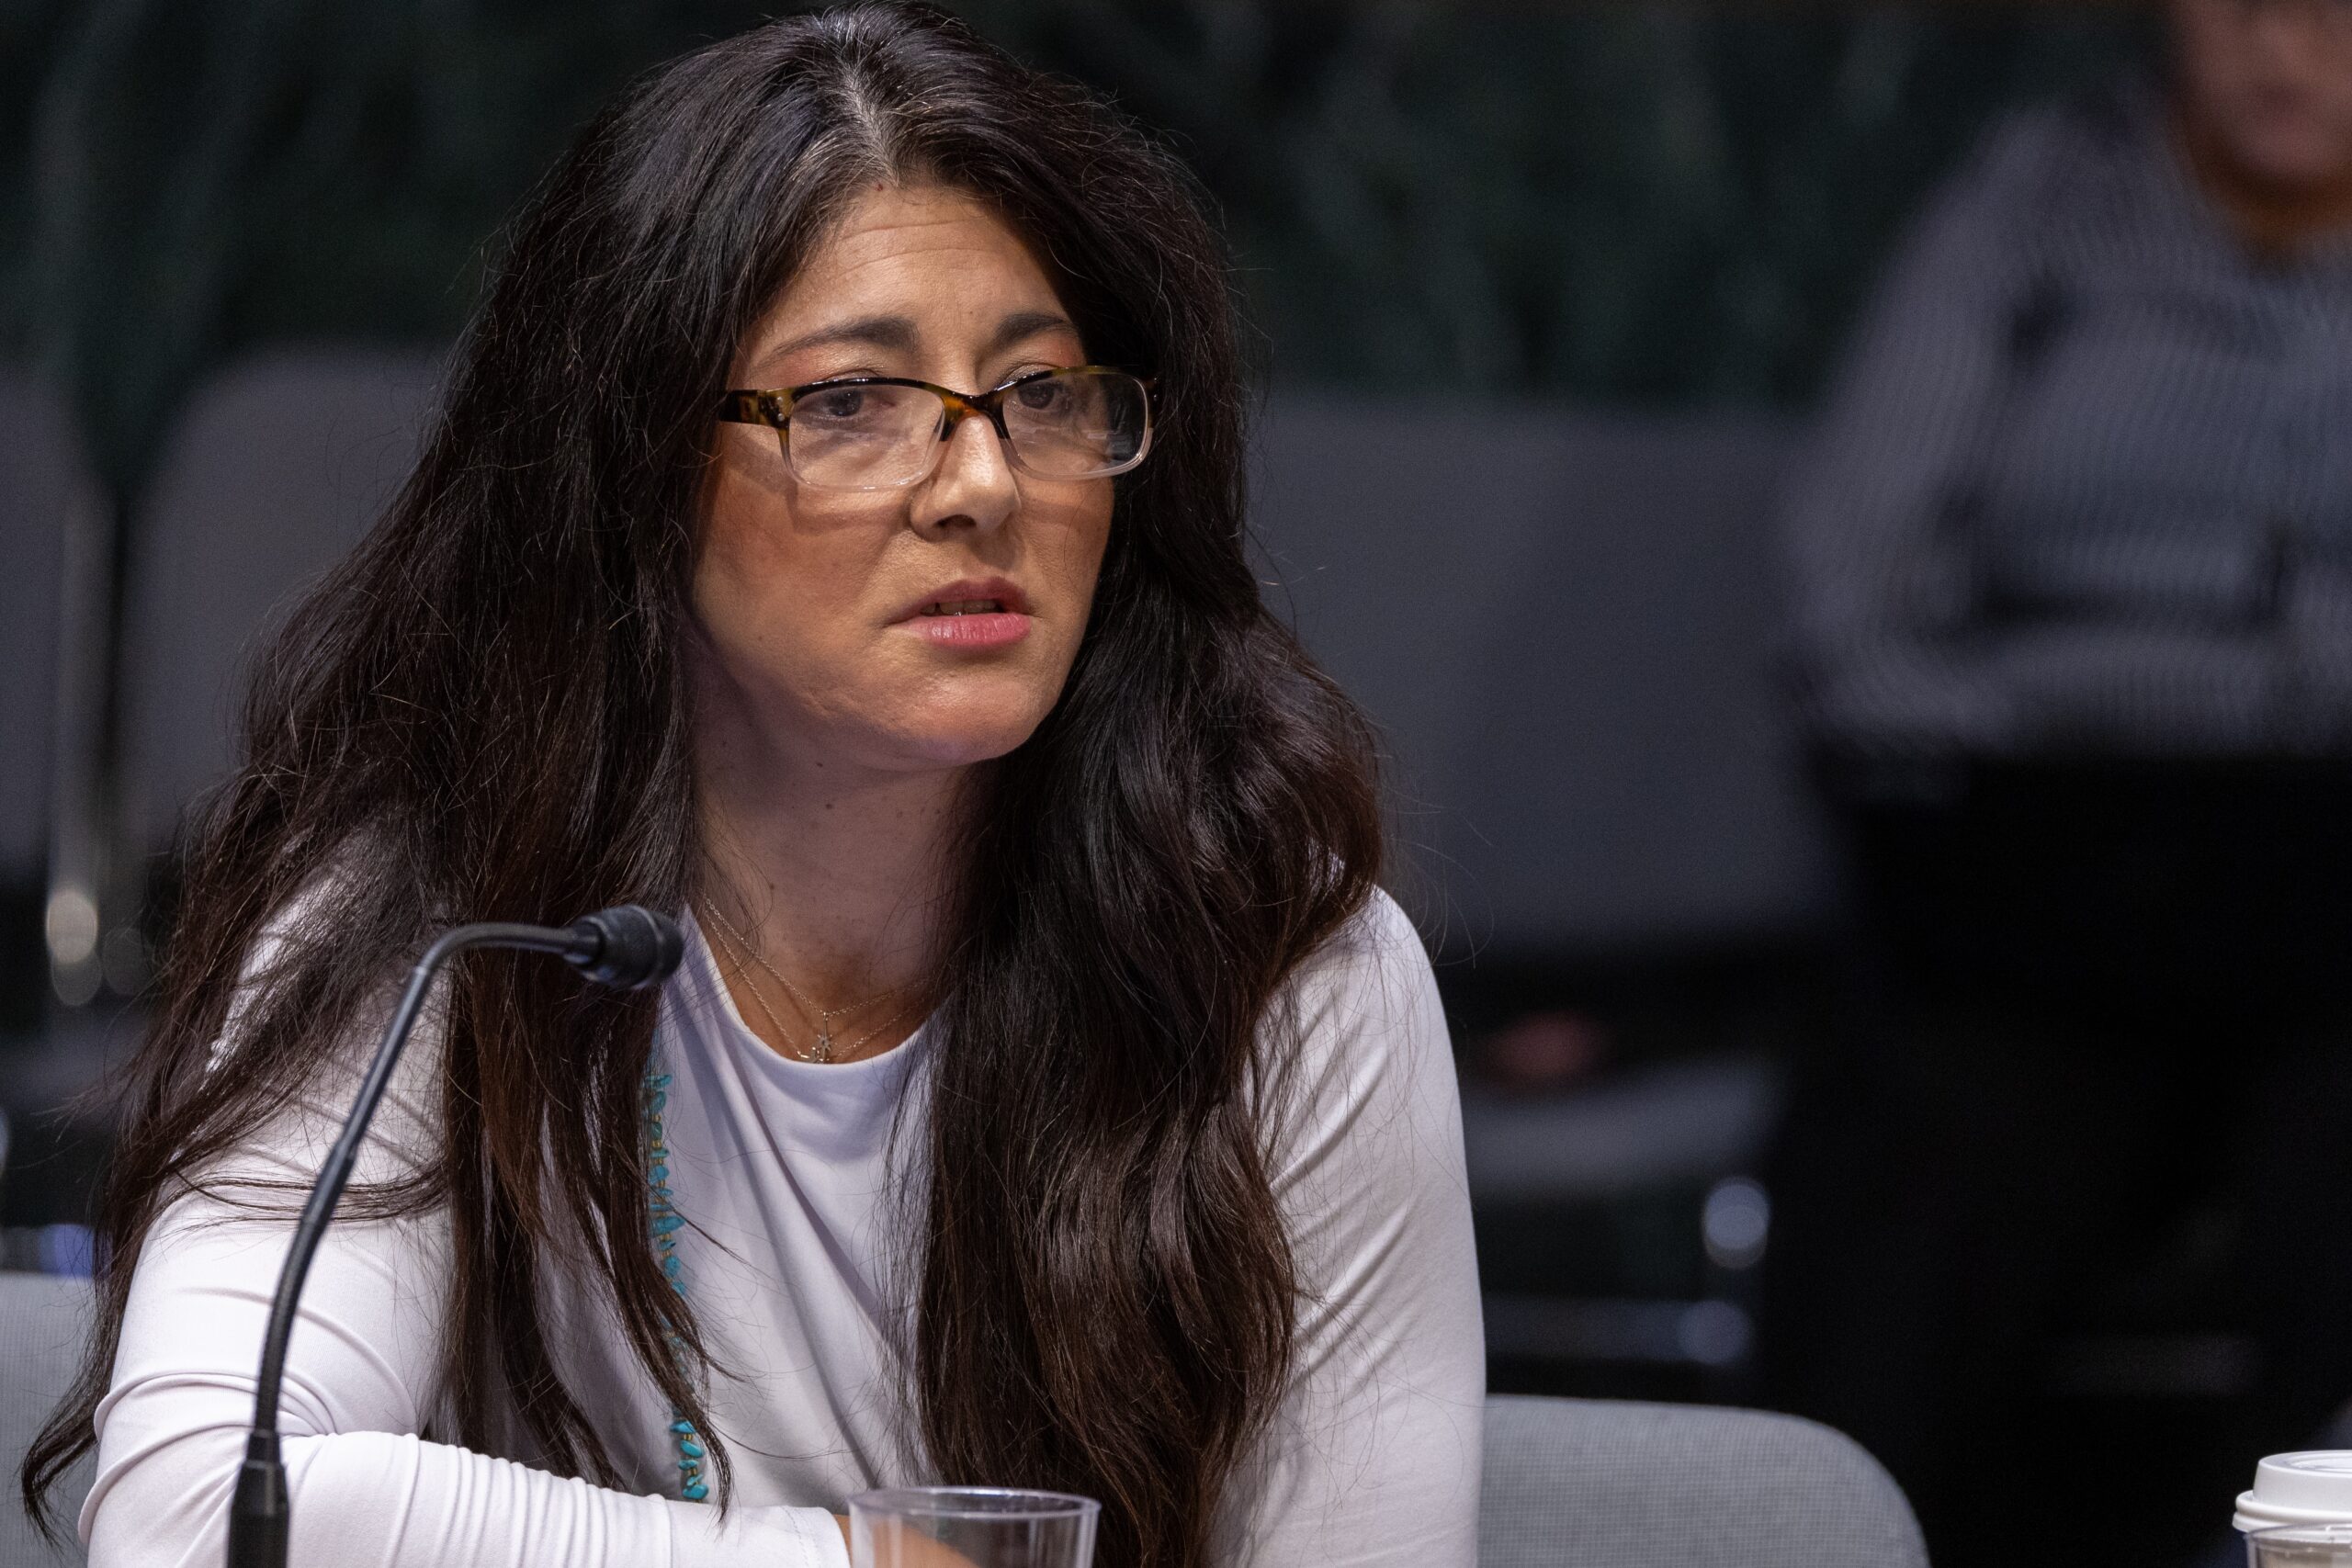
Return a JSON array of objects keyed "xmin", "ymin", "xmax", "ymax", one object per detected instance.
[{"xmin": 225, "ymin": 1431, "xmax": 289, "ymax": 1568}]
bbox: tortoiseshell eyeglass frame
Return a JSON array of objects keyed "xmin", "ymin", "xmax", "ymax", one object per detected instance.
[{"xmin": 714, "ymin": 365, "xmax": 1154, "ymax": 490}]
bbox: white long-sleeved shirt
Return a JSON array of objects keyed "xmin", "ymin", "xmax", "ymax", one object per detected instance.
[{"xmin": 83, "ymin": 891, "xmax": 1484, "ymax": 1568}]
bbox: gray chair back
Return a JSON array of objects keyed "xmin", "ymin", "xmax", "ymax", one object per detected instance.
[
  {"xmin": 1480, "ymin": 1393, "xmax": 1927, "ymax": 1568},
  {"xmin": 1251, "ymin": 397, "xmax": 1829, "ymax": 953},
  {"xmin": 0, "ymin": 1273, "xmax": 90, "ymax": 1567},
  {"xmin": 0, "ymin": 373, "xmax": 107, "ymax": 886},
  {"xmin": 120, "ymin": 348, "xmax": 442, "ymax": 856}
]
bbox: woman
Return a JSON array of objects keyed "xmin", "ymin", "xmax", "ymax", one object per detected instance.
[
  {"xmin": 20, "ymin": 8, "xmax": 1484, "ymax": 1566},
  {"xmin": 1769, "ymin": 1, "xmax": 2352, "ymax": 1562}
]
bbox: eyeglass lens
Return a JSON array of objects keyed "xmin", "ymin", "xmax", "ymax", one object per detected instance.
[{"xmin": 785, "ymin": 369, "xmax": 1148, "ymax": 490}]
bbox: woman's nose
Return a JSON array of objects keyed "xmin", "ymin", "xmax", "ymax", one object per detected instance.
[{"xmin": 914, "ymin": 412, "xmax": 1019, "ymax": 532}]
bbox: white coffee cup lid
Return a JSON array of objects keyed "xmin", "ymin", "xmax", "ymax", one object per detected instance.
[{"xmin": 2236, "ymin": 1454, "xmax": 2352, "ymax": 1532}]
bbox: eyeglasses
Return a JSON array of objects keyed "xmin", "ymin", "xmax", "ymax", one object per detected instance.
[{"xmin": 716, "ymin": 366, "xmax": 1153, "ymax": 491}]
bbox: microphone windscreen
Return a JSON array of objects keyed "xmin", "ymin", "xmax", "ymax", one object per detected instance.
[{"xmin": 567, "ymin": 906, "xmax": 684, "ymax": 989}]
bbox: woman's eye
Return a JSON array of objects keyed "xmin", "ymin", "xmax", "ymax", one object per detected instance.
[
  {"xmin": 801, "ymin": 387, "xmax": 871, "ymax": 422},
  {"xmin": 1013, "ymin": 377, "xmax": 1070, "ymax": 412}
]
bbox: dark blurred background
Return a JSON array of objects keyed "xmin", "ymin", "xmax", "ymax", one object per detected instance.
[
  {"xmin": 0, "ymin": 0, "xmax": 2145, "ymax": 488},
  {"xmin": 15, "ymin": 3, "xmax": 2336, "ymax": 1566}
]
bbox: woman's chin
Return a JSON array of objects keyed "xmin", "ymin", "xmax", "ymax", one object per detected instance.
[
  {"xmin": 2222, "ymin": 119, "xmax": 2352, "ymax": 194},
  {"xmin": 882, "ymin": 707, "xmax": 1055, "ymax": 771}
]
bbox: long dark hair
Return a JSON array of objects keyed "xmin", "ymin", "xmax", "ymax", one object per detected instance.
[{"xmin": 25, "ymin": 8, "xmax": 1382, "ymax": 1566}]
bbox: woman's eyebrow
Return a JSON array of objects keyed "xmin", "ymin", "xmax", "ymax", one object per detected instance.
[
  {"xmin": 756, "ymin": 313, "xmax": 921, "ymax": 374},
  {"xmin": 984, "ymin": 309, "xmax": 1079, "ymax": 356}
]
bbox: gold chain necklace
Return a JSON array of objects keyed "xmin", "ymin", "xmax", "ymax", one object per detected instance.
[{"xmin": 700, "ymin": 906, "xmax": 920, "ymax": 1064}]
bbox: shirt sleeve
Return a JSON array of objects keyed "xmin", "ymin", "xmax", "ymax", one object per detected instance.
[
  {"xmin": 1216, "ymin": 890, "xmax": 1485, "ymax": 1568},
  {"xmin": 1781, "ymin": 112, "xmax": 2060, "ymax": 762},
  {"xmin": 81, "ymin": 981, "xmax": 849, "ymax": 1568}
]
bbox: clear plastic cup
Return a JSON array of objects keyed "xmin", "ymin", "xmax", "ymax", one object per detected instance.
[
  {"xmin": 2249, "ymin": 1522, "xmax": 2352, "ymax": 1565},
  {"xmin": 847, "ymin": 1486, "xmax": 1100, "ymax": 1568}
]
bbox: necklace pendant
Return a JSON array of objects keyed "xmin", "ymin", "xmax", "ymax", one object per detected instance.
[{"xmin": 809, "ymin": 1027, "xmax": 833, "ymax": 1064}]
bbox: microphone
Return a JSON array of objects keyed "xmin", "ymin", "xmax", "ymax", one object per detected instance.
[
  {"xmin": 225, "ymin": 905, "xmax": 684, "ymax": 1568},
  {"xmin": 566, "ymin": 904, "xmax": 686, "ymax": 989}
]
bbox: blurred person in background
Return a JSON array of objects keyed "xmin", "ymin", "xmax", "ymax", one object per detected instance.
[{"xmin": 1767, "ymin": 0, "xmax": 2352, "ymax": 1562}]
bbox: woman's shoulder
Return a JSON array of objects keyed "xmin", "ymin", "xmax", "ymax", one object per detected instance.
[
  {"xmin": 1938, "ymin": 78, "xmax": 2165, "ymax": 231},
  {"xmin": 1283, "ymin": 886, "xmax": 1435, "ymax": 1023},
  {"xmin": 1261, "ymin": 887, "xmax": 1459, "ymax": 1181},
  {"xmin": 203, "ymin": 856, "xmax": 448, "ymax": 1189}
]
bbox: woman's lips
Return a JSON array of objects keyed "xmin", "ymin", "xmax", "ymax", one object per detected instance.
[
  {"xmin": 896, "ymin": 581, "xmax": 1034, "ymax": 649},
  {"xmin": 905, "ymin": 601, "xmax": 1032, "ymax": 649}
]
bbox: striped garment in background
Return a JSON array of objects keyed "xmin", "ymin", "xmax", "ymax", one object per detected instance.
[{"xmin": 1783, "ymin": 80, "xmax": 2352, "ymax": 761}]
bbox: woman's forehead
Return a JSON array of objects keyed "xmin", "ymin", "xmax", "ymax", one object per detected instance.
[{"xmin": 737, "ymin": 184, "xmax": 1078, "ymax": 380}]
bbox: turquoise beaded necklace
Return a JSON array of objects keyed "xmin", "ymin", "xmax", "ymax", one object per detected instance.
[{"xmin": 641, "ymin": 1066, "xmax": 709, "ymax": 1502}]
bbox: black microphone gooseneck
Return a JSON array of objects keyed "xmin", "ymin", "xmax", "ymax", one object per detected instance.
[{"xmin": 224, "ymin": 905, "xmax": 684, "ymax": 1568}]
